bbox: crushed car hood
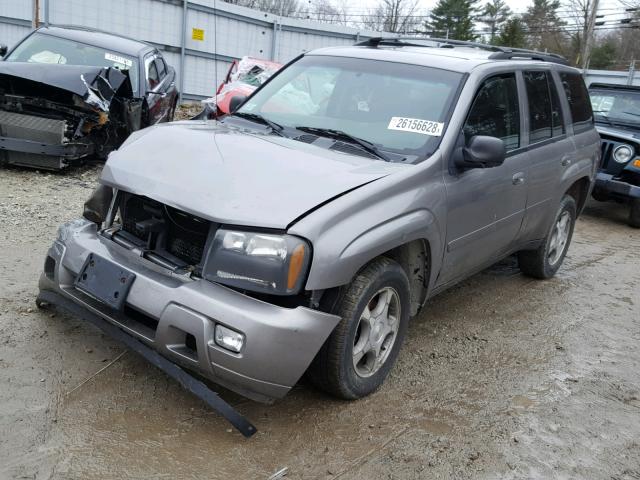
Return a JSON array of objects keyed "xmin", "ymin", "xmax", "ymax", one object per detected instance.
[
  {"xmin": 101, "ymin": 121, "xmax": 406, "ymax": 229},
  {"xmin": 0, "ymin": 62, "xmax": 132, "ymax": 111}
]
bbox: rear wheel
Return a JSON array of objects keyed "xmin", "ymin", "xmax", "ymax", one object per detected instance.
[
  {"xmin": 518, "ymin": 195, "xmax": 577, "ymax": 279},
  {"xmin": 629, "ymin": 199, "xmax": 640, "ymax": 228},
  {"xmin": 308, "ymin": 257, "xmax": 410, "ymax": 400}
]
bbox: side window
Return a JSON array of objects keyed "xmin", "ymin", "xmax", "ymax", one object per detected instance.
[
  {"xmin": 155, "ymin": 57, "xmax": 166, "ymax": 80},
  {"xmin": 146, "ymin": 57, "xmax": 160, "ymax": 90},
  {"xmin": 560, "ymin": 72, "xmax": 594, "ymax": 133},
  {"xmin": 523, "ymin": 70, "xmax": 565, "ymax": 143},
  {"xmin": 464, "ymin": 73, "xmax": 520, "ymax": 152}
]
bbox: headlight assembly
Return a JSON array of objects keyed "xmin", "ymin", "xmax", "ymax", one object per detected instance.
[
  {"xmin": 613, "ymin": 144, "xmax": 634, "ymax": 164},
  {"xmin": 203, "ymin": 229, "xmax": 311, "ymax": 295}
]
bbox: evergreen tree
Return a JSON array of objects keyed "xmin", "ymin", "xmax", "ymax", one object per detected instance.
[
  {"xmin": 495, "ymin": 17, "xmax": 527, "ymax": 48},
  {"xmin": 589, "ymin": 41, "xmax": 617, "ymax": 69},
  {"xmin": 425, "ymin": 0, "xmax": 479, "ymax": 41},
  {"xmin": 481, "ymin": 0, "xmax": 511, "ymax": 43},
  {"xmin": 522, "ymin": 0, "xmax": 565, "ymax": 52}
]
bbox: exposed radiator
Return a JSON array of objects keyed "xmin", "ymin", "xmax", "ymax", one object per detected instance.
[{"xmin": 0, "ymin": 110, "xmax": 67, "ymax": 169}]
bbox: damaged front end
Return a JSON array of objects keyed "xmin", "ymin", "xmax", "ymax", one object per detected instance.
[{"xmin": 0, "ymin": 63, "xmax": 142, "ymax": 170}]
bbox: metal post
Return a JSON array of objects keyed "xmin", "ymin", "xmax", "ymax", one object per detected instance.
[
  {"xmin": 628, "ymin": 60, "xmax": 636, "ymax": 86},
  {"xmin": 179, "ymin": 0, "xmax": 187, "ymax": 103},
  {"xmin": 271, "ymin": 18, "xmax": 279, "ymax": 61},
  {"xmin": 581, "ymin": 0, "xmax": 600, "ymax": 70},
  {"xmin": 32, "ymin": 0, "xmax": 40, "ymax": 28},
  {"xmin": 44, "ymin": 0, "xmax": 50, "ymax": 25}
]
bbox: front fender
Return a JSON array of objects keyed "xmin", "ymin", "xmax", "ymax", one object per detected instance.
[{"xmin": 289, "ymin": 157, "xmax": 446, "ymax": 291}]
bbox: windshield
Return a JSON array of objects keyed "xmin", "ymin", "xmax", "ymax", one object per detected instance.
[
  {"xmin": 5, "ymin": 32, "xmax": 139, "ymax": 94},
  {"xmin": 590, "ymin": 88, "xmax": 640, "ymax": 126},
  {"xmin": 236, "ymin": 55, "xmax": 463, "ymax": 160}
]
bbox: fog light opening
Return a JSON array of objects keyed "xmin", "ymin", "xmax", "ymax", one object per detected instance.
[
  {"xmin": 44, "ymin": 255, "xmax": 55, "ymax": 279},
  {"xmin": 214, "ymin": 325, "xmax": 245, "ymax": 353}
]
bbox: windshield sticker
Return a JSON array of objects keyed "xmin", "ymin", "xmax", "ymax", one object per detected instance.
[
  {"xmin": 388, "ymin": 117, "xmax": 444, "ymax": 136},
  {"xmin": 104, "ymin": 52, "xmax": 133, "ymax": 68}
]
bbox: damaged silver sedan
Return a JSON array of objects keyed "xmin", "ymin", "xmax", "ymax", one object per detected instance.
[{"xmin": 0, "ymin": 25, "xmax": 178, "ymax": 170}]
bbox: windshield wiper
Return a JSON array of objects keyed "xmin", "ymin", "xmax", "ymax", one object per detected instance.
[
  {"xmin": 294, "ymin": 126, "xmax": 391, "ymax": 162},
  {"xmin": 623, "ymin": 111, "xmax": 640, "ymax": 117},
  {"xmin": 231, "ymin": 112, "xmax": 285, "ymax": 137}
]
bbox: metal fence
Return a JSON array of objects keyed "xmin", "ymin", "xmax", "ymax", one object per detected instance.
[
  {"xmin": 0, "ymin": 0, "xmax": 390, "ymax": 101},
  {"xmin": 584, "ymin": 63, "xmax": 639, "ymax": 88}
]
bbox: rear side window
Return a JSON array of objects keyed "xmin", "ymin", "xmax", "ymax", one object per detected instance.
[
  {"xmin": 523, "ymin": 71, "xmax": 565, "ymax": 143},
  {"xmin": 147, "ymin": 60, "xmax": 159, "ymax": 89},
  {"xmin": 464, "ymin": 73, "xmax": 520, "ymax": 152},
  {"xmin": 559, "ymin": 72, "xmax": 593, "ymax": 133}
]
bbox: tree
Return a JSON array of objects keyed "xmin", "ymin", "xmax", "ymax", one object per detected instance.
[
  {"xmin": 361, "ymin": 0, "xmax": 421, "ymax": 33},
  {"xmin": 312, "ymin": 0, "xmax": 348, "ymax": 24},
  {"xmin": 223, "ymin": 0, "xmax": 303, "ymax": 17},
  {"xmin": 589, "ymin": 39, "xmax": 617, "ymax": 69},
  {"xmin": 495, "ymin": 16, "xmax": 527, "ymax": 48},
  {"xmin": 522, "ymin": 0, "xmax": 566, "ymax": 53},
  {"xmin": 480, "ymin": 0, "xmax": 511, "ymax": 43},
  {"xmin": 424, "ymin": 0, "xmax": 479, "ymax": 40}
]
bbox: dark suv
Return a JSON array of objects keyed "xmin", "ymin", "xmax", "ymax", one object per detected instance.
[
  {"xmin": 588, "ymin": 83, "xmax": 640, "ymax": 227},
  {"xmin": 39, "ymin": 38, "xmax": 600, "ymax": 405}
]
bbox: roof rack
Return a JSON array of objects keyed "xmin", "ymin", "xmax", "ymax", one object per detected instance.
[{"xmin": 355, "ymin": 37, "xmax": 569, "ymax": 65}]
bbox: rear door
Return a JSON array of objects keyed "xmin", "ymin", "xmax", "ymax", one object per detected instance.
[
  {"xmin": 440, "ymin": 72, "xmax": 529, "ymax": 284},
  {"xmin": 519, "ymin": 69, "xmax": 575, "ymax": 240}
]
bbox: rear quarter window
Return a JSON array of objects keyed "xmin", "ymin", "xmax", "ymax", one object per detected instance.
[{"xmin": 559, "ymin": 72, "xmax": 593, "ymax": 133}]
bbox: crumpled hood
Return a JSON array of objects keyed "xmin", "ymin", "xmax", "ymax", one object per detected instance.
[
  {"xmin": 0, "ymin": 62, "xmax": 132, "ymax": 111},
  {"xmin": 101, "ymin": 121, "xmax": 406, "ymax": 229}
]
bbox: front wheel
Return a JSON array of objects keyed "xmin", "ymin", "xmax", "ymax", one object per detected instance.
[
  {"xmin": 518, "ymin": 195, "xmax": 577, "ymax": 279},
  {"xmin": 629, "ymin": 199, "xmax": 640, "ymax": 228},
  {"xmin": 308, "ymin": 257, "xmax": 410, "ymax": 400}
]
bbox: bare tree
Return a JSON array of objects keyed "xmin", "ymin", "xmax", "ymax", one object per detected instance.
[
  {"xmin": 223, "ymin": 0, "xmax": 303, "ymax": 17},
  {"xmin": 311, "ymin": 0, "xmax": 348, "ymax": 24},
  {"xmin": 361, "ymin": 0, "xmax": 421, "ymax": 33}
]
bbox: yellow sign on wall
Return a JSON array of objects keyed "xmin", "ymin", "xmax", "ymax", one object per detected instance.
[{"xmin": 192, "ymin": 28, "xmax": 204, "ymax": 41}]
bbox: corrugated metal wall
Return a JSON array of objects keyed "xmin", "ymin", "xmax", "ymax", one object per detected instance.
[{"xmin": 0, "ymin": 0, "xmax": 390, "ymax": 100}]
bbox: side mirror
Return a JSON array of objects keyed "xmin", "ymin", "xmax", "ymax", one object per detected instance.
[
  {"xmin": 229, "ymin": 95, "xmax": 247, "ymax": 113},
  {"xmin": 0, "ymin": 44, "xmax": 8, "ymax": 57},
  {"xmin": 455, "ymin": 135, "xmax": 506, "ymax": 169}
]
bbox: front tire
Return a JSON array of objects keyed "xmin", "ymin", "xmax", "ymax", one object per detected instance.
[
  {"xmin": 308, "ymin": 257, "xmax": 410, "ymax": 400},
  {"xmin": 629, "ymin": 199, "xmax": 640, "ymax": 228},
  {"xmin": 518, "ymin": 195, "xmax": 577, "ymax": 279}
]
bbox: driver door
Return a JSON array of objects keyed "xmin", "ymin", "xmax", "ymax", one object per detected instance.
[{"xmin": 440, "ymin": 72, "xmax": 529, "ymax": 285}]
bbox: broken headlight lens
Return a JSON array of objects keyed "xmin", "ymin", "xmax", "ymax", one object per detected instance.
[{"xmin": 203, "ymin": 229, "xmax": 311, "ymax": 295}]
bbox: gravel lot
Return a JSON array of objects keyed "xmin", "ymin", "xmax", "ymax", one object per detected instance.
[{"xmin": 1, "ymin": 163, "xmax": 639, "ymax": 480}]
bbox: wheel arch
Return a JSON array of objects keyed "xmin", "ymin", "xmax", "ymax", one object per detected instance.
[{"xmin": 565, "ymin": 176, "xmax": 592, "ymax": 216}]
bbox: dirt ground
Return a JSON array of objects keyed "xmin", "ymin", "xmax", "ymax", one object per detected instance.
[{"xmin": 0, "ymin": 163, "xmax": 638, "ymax": 480}]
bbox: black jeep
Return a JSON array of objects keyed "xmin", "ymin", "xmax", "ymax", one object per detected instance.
[{"xmin": 589, "ymin": 83, "xmax": 640, "ymax": 227}]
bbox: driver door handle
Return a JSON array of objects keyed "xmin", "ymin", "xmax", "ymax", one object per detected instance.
[{"xmin": 512, "ymin": 172, "xmax": 525, "ymax": 185}]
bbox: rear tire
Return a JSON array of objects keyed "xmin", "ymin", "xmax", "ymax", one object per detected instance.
[
  {"xmin": 308, "ymin": 257, "xmax": 410, "ymax": 400},
  {"xmin": 629, "ymin": 199, "xmax": 640, "ymax": 228},
  {"xmin": 518, "ymin": 195, "xmax": 577, "ymax": 279}
]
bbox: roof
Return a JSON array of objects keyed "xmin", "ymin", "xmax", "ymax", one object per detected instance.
[
  {"xmin": 34, "ymin": 25, "xmax": 152, "ymax": 57},
  {"xmin": 308, "ymin": 38, "xmax": 571, "ymax": 74}
]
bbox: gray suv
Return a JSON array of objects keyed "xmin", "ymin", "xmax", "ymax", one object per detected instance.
[{"xmin": 38, "ymin": 38, "xmax": 600, "ymax": 404}]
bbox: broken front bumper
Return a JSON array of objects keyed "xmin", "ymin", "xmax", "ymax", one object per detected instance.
[
  {"xmin": 39, "ymin": 219, "xmax": 341, "ymax": 403},
  {"xmin": 595, "ymin": 172, "xmax": 640, "ymax": 199}
]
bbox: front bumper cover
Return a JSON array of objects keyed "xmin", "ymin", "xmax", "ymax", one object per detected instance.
[
  {"xmin": 39, "ymin": 219, "xmax": 341, "ymax": 403},
  {"xmin": 595, "ymin": 172, "xmax": 640, "ymax": 199}
]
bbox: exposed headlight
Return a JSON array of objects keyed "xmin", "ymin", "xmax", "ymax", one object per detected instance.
[
  {"xmin": 613, "ymin": 144, "xmax": 634, "ymax": 164},
  {"xmin": 203, "ymin": 229, "xmax": 311, "ymax": 295}
]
